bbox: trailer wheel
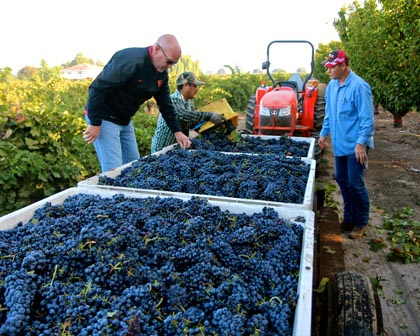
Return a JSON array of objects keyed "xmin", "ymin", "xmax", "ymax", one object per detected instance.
[
  {"xmin": 245, "ymin": 94, "xmax": 256, "ymax": 134},
  {"xmin": 327, "ymin": 271, "xmax": 384, "ymax": 336}
]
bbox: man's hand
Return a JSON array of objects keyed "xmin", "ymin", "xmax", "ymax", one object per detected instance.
[
  {"xmin": 174, "ymin": 132, "xmax": 191, "ymax": 149},
  {"xmin": 83, "ymin": 125, "xmax": 101, "ymax": 144},
  {"xmin": 318, "ymin": 136, "xmax": 329, "ymax": 150},
  {"xmin": 355, "ymin": 143, "xmax": 368, "ymax": 164},
  {"xmin": 209, "ymin": 113, "xmax": 226, "ymax": 126},
  {"xmin": 202, "ymin": 111, "xmax": 226, "ymax": 126}
]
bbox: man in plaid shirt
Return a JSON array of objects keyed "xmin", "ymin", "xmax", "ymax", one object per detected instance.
[{"xmin": 151, "ymin": 72, "xmax": 225, "ymax": 153}]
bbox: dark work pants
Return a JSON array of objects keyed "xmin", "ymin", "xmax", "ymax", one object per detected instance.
[{"xmin": 334, "ymin": 153, "xmax": 370, "ymax": 227}]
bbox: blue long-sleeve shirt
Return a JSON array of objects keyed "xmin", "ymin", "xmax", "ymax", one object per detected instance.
[
  {"xmin": 320, "ymin": 70, "xmax": 374, "ymax": 156},
  {"xmin": 85, "ymin": 47, "xmax": 181, "ymax": 133}
]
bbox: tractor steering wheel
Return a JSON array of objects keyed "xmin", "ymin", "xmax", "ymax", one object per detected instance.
[
  {"xmin": 273, "ymin": 81, "xmax": 283, "ymax": 88},
  {"xmin": 274, "ymin": 81, "xmax": 298, "ymax": 90}
]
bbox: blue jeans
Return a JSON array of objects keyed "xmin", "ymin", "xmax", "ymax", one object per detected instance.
[
  {"xmin": 334, "ymin": 153, "xmax": 370, "ymax": 227},
  {"xmin": 85, "ymin": 116, "xmax": 140, "ymax": 173}
]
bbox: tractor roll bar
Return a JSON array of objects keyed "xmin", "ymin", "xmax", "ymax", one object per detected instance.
[{"xmin": 262, "ymin": 40, "xmax": 315, "ymax": 91}]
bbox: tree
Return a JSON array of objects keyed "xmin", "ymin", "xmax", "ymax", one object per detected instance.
[
  {"xmin": 63, "ymin": 53, "xmax": 96, "ymax": 68},
  {"xmin": 197, "ymin": 69, "xmax": 264, "ymax": 112},
  {"xmin": 167, "ymin": 55, "xmax": 202, "ymax": 90},
  {"xmin": 0, "ymin": 67, "xmax": 15, "ymax": 83},
  {"xmin": 272, "ymin": 68, "xmax": 286, "ymax": 73},
  {"xmin": 38, "ymin": 60, "xmax": 61, "ymax": 81},
  {"xmin": 17, "ymin": 66, "xmax": 39, "ymax": 80},
  {"xmin": 334, "ymin": 0, "xmax": 420, "ymax": 127},
  {"xmin": 171, "ymin": 55, "xmax": 201, "ymax": 75}
]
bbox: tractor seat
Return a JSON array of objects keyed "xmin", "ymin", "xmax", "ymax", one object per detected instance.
[{"xmin": 288, "ymin": 73, "xmax": 304, "ymax": 91}]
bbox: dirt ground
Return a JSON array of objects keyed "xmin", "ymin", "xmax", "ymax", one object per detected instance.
[
  {"xmin": 315, "ymin": 109, "xmax": 420, "ymax": 336},
  {"xmin": 363, "ymin": 110, "xmax": 420, "ymax": 219},
  {"xmin": 237, "ymin": 109, "xmax": 420, "ymax": 335}
]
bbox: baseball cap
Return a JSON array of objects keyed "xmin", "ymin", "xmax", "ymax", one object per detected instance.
[
  {"xmin": 176, "ymin": 72, "xmax": 205, "ymax": 86},
  {"xmin": 322, "ymin": 50, "xmax": 349, "ymax": 68}
]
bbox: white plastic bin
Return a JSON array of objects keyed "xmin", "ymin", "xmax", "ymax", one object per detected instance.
[
  {"xmin": 0, "ymin": 186, "xmax": 314, "ymax": 336},
  {"xmin": 78, "ymin": 154, "xmax": 317, "ymax": 210}
]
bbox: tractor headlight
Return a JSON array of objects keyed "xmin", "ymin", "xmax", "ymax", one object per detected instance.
[
  {"xmin": 260, "ymin": 106, "xmax": 291, "ymax": 117},
  {"xmin": 275, "ymin": 106, "xmax": 291, "ymax": 116},
  {"xmin": 260, "ymin": 106, "xmax": 271, "ymax": 116}
]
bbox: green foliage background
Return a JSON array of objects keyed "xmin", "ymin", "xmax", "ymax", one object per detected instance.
[
  {"xmin": 0, "ymin": 78, "xmax": 99, "ymax": 215},
  {"xmin": 312, "ymin": 0, "xmax": 419, "ymax": 121},
  {"xmin": 0, "ymin": 69, "xmax": 294, "ymax": 216}
]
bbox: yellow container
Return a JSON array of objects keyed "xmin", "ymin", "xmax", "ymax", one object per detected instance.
[{"xmin": 197, "ymin": 98, "xmax": 239, "ymax": 133}]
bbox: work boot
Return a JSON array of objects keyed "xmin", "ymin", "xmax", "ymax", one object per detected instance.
[
  {"xmin": 339, "ymin": 221, "xmax": 355, "ymax": 232},
  {"xmin": 349, "ymin": 225, "xmax": 367, "ymax": 239}
]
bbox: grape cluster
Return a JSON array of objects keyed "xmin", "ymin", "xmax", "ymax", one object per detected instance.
[
  {"xmin": 0, "ymin": 194, "xmax": 305, "ymax": 335},
  {"xmin": 189, "ymin": 132, "xmax": 310, "ymax": 157},
  {"xmin": 99, "ymin": 150, "xmax": 311, "ymax": 204}
]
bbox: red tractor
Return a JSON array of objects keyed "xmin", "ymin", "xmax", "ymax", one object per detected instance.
[{"xmin": 244, "ymin": 40, "xmax": 325, "ymax": 158}]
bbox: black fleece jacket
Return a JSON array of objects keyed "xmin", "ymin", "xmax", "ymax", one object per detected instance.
[{"xmin": 85, "ymin": 47, "xmax": 181, "ymax": 133}]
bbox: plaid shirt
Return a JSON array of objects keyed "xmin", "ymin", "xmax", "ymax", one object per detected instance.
[{"xmin": 151, "ymin": 90, "xmax": 208, "ymax": 153}]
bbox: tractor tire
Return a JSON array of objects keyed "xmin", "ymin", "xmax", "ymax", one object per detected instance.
[
  {"xmin": 314, "ymin": 84, "xmax": 326, "ymax": 131},
  {"xmin": 245, "ymin": 94, "xmax": 256, "ymax": 134},
  {"xmin": 327, "ymin": 271, "xmax": 384, "ymax": 336},
  {"xmin": 313, "ymin": 84, "xmax": 326, "ymax": 165}
]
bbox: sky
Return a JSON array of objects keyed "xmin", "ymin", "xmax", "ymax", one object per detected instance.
[{"xmin": 1, "ymin": 0, "xmax": 352, "ymax": 74}]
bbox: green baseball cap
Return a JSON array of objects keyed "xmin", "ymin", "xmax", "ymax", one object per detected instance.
[{"xmin": 176, "ymin": 72, "xmax": 205, "ymax": 86}]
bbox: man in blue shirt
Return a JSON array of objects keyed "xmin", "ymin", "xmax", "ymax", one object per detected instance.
[
  {"xmin": 83, "ymin": 34, "xmax": 191, "ymax": 172},
  {"xmin": 318, "ymin": 50, "xmax": 375, "ymax": 239}
]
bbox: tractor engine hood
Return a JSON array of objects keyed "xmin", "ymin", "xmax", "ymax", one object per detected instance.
[{"xmin": 260, "ymin": 87, "xmax": 298, "ymax": 117}]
